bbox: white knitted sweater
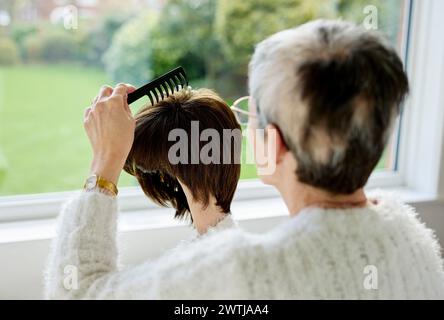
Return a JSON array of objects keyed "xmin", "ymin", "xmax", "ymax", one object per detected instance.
[{"xmin": 44, "ymin": 190, "xmax": 444, "ymax": 299}]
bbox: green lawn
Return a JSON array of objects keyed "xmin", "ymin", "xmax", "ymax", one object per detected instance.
[{"xmin": 0, "ymin": 64, "xmax": 256, "ymax": 196}]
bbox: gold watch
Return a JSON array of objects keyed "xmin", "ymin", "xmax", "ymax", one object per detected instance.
[{"xmin": 84, "ymin": 174, "xmax": 118, "ymax": 196}]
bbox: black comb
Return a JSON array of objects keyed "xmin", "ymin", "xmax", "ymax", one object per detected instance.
[{"xmin": 127, "ymin": 66, "xmax": 188, "ymax": 106}]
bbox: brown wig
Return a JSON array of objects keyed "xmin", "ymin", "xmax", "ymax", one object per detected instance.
[{"xmin": 124, "ymin": 89, "xmax": 242, "ymax": 221}]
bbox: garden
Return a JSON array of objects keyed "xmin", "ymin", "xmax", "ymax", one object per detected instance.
[{"xmin": 0, "ymin": 0, "xmax": 401, "ymax": 195}]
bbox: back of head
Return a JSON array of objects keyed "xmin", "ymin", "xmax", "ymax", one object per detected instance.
[
  {"xmin": 124, "ymin": 89, "xmax": 241, "ymax": 220},
  {"xmin": 249, "ymin": 19, "xmax": 409, "ymax": 194}
]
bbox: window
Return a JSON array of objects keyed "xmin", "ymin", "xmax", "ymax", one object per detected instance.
[
  {"xmin": 2, "ymin": 0, "xmax": 444, "ymax": 300},
  {"xmin": 0, "ymin": 0, "xmax": 410, "ymax": 197},
  {"xmin": 0, "ymin": 0, "xmax": 412, "ymax": 212}
]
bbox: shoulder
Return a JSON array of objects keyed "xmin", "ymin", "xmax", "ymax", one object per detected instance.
[
  {"xmin": 170, "ymin": 226, "xmax": 256, "ymax": 265},
  {"xmin": 367, "ymin": 189, "xmax": 438, "ymax": 238},
  {"xmin": 145, "ymin": 227, "xmax": 259, "ymax": 299},
  {"xmin": 366, "ymin": 190, "xmax": 443, "ymax": 268}
]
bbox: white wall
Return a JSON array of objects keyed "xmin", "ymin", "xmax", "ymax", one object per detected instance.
[{"xmin": 411, "ymin": 201, "xmax": 444, "ymax": 247}]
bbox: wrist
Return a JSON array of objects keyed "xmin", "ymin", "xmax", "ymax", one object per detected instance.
[
  {"xmin": 90, "ymin": 155, "xmax": 125, "ymax": 185},
  {"xmin": 84, "ymin": 174, "xmax": 118, "ymax": 197}
]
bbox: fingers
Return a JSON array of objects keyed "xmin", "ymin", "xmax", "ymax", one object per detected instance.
[
  {"xmin": 97, "ymin": 85, "xmax": 113, "ymax": 100},
  {"xmin": 124, "ymin": 84, "xmax": 136, "ymax": 116},
  {"xmin": 111, "ymin": 84, "xmax": 136, "ymax": 117},
  {"xmin": 112, "ymin": 83, "xmax": 134, "ymax": 98},
  {"xmin": 95, "ymin": 83, "xmax": 136, "ymax": 102},
  {"xmin": 83, "ymin": 107, "xmax": 92, "ymax": 128},
  {"xmin": 91, "ymin": 84, "xmax": 136, "ymax": 117},
  {"xmin": 84, "ymin": 106, "xmax": 92, "ymax": 119}
]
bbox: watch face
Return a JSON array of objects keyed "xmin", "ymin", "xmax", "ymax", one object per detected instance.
[{"xmin": 85, "ymin": 175, "xmax": 98, "ymax": 189}]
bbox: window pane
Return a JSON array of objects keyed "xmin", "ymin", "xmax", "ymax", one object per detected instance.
[{"xmin": 0, "ymin": 0, "xmax": 409, "ymax": 196}]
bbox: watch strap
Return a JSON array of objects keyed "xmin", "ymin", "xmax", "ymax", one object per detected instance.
[
  {"xmin": 97, "ymin": 175, "xmax": 118, "ymax": 196},
  {"xmin": 84, "ymin": 174, "xmax": 118, "ymax": 197}
]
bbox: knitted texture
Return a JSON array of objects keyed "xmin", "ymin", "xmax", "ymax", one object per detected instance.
[{"xmin": 44, "ymin": 190, "xmax": 444, "ymax": 299}]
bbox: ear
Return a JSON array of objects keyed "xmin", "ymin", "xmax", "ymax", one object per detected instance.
[{"xmin": 265, "ymin": 123, "xmax": 288, "ymax": 164}]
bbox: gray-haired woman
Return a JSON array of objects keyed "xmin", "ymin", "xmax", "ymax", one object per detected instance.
[{"xmin": 45, "ymin": 20, "xmax": 444, "ymax": 299}]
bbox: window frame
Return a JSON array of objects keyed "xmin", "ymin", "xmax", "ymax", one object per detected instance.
[
  {"xmin": 1, "ymin": 0, "xmax": 444, "ymax": 224},
  {"xmin": 396, "ymin": 0, "xmax": 444, "ymax": 199}
]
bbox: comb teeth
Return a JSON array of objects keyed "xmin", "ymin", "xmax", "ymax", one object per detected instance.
[{"xmin": 127, "ymin": 66, "xmax": 188, "ymax": 105}]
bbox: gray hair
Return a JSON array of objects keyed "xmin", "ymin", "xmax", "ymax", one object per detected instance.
[{"xmin": 248, "ymin": 19, "xmax": 409, "ymax": 193}]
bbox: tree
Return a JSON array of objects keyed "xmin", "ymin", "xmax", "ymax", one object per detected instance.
[
  {"xmin": 214, "ymin": 0, "xmax": 403, "ymax": 96},
  {"xmin": 336, "ymin": 0, "xmax": 403, "ymax": 44},
  {"xmin": 215, "ymin": 0, "xmax": 337, "ymax": 72},
  {"xmin": 0, "ymin": 36, "xmax": 20, "ymax": 65},
  {"xmin": 150, "ymin": 0, "xmax": 221, "ymax": 82},
  {"xmin": 0, "ymin": 0, "xmax": 28, "ymax": 26},
  {"xmin": 85, "ymin": 13, "xmax": 130, "ymax": 67},
  {"xmin": 104, "ymin": 0, "xmax": 222, "ymax": 89},
  {"xmin": 103, "ymin": 12, "xmax": 158, "ymax": 87}
]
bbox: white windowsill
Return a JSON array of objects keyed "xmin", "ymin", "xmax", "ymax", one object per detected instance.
[
  {"xmin": 0, "ymin": 184, "xmax": 440, "ymax": 245},
  {"xmin": 0, "ymin": 179, "xmax": 281, "ymax": 223}
]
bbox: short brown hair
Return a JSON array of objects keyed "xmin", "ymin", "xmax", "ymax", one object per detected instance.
[{"xmin": 124, "ymin": 89, "xmax": 241, "ymax": 220}]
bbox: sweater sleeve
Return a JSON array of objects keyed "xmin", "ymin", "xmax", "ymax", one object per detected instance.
[
  {"xmin": 44, "ymin": 190, "xmax": 119, "ymax": 299},
  {"xmin": 44, "ymin": 190, "xmax": 249, "ymax": 299}
]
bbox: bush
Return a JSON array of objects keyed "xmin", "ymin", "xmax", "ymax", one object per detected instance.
[
  {"xmin": 0, "ymin": 37, "xmax": 20, "ymax": 65},
  {"xmin": 84, "ymin": 14, "xmax": 131, "ymax": 67},
  {"xmin": 16, "ymin": 15, "xmax": 129, "ymax": 66},
  {"xmin": 103, "ymin": 12, "xmax": 158, "ymax": 86},
  {"xmin": 23, "ymin": 35, "xmax": 43, "ymax": 63},
  {"xmin": 23, "ymin": 28, "xmax": 81, "ymax": 63},
  {"xmin": 10, "ymin": 24, "xmax": 37, "ymax": 61}
]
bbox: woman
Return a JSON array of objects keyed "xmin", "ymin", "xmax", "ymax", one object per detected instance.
[{"xmin": 45, "ymin": 19, "xmax": 444, "ymax": 299}]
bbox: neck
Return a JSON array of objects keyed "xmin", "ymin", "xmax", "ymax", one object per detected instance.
[
  {"xmin": 187, "ymin": 197, "xmax": 226, "ymax": 235},
  {"xmin": 179, "ymin": 183, "xmax": 226, "ymax": 235},
  {"xmin": 277, "ymin": 177, "xmax": 368, "ymax": 217}
]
